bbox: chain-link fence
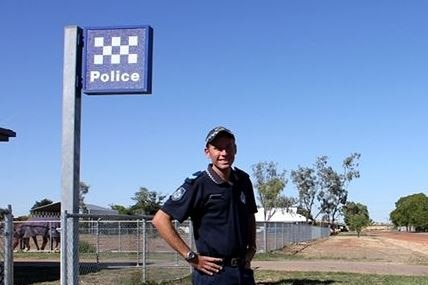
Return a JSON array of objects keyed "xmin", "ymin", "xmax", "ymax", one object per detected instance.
[
  {"xmin": 61, "ymin": 214, "xmax": 192, "ymax": 285},
  {"xmin": 10, "ymin": 212, "xmax": 330, "ymax": 284},
  {"xmin": 257, "ymin": 221, "xmax": 330, "ymax": 252},
  {"xmin": 1, "ymin": 205, "xmax": 13, "ymax": 285},
  {"xmin": 58, "ymin": 213, "xmax": 330, "ymax": 285}
]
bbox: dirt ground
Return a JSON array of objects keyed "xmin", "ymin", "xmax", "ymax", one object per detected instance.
[{"xmin": 252, "ymin": 231, "xmax": 428, "ymax": 276}]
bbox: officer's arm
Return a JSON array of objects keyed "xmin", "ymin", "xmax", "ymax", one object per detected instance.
[
  {"xmin": 244, "ymin": 214, "xmax": 257, "ymax": 268},
  {"xmin": 152, "ymin": 209, "xmax": 223, "ymax": 275},
  {"xmin": 248, "ymin": 214, "xmax": 257, "ymax": 250},
  {"xmin": 152, "ymin": 209, "xmax": 191, "ymax": 259}
]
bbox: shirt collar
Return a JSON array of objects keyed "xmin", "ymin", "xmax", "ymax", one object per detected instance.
[{"xmin": 206, "ymin": 164, "xmax": 237, "ymax": 185}]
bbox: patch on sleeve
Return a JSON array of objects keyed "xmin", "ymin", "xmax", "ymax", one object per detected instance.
[{"xmin": 170, "ymin": 187, "xmax": 187, "ymax": 201}]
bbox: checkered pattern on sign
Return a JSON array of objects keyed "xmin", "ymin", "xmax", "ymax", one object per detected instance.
[{"xmin": 93, "ymin": 36, "xmax": 138, "ymax": 65}]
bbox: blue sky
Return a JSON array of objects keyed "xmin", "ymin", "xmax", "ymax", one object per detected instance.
[{"xmin": 1, "ymin": 1, "xmax": 427, "ymax": 222}]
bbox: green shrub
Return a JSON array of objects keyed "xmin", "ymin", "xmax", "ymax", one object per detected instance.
[{"xmin": 79, "ymin": 240, "xmax": 96, "ymax": 253}]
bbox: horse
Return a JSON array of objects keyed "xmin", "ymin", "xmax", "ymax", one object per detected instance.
[{"xmin": 13, "ymin": 217, "xmax": 60, "ymax": 251}]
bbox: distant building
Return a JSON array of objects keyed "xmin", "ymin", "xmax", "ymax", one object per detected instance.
[
  {"xmin": 255, "ymin": 207, "xmax": 307, "ymax": 223},
  {"xmin": 84, "ymin": 204, "xmax": 118, "ymax": 215}
]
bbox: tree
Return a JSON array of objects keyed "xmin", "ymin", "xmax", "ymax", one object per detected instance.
[
  {"xmin": 343, "ymin": 201, "xmax": 370, "ymax": 237},
  {"xmin": 291, "ymin": 166, "xmax": 317, "ymax": 222},
  {"xmin": 110, "ymin": 204, "xmax": 134, "ymax": 215},
  {"xmin": 31, "ymin": 198, "xmax": 53, "ymax": 210},
  {"xmin": 316, "ymin": 153, "xmax": 361, "ymax": 229},
  {"xmin": 0, "ymin": 208, "xmax": 8, "ymax": 220},
  {"xmin": 276, "ymin": 196, "xmax": 298, "ymax": 210},
  {"xmin": 130, "ymin": 187, "xmax": 166, "ymax": 215},
  {"xmin": 349, "ymin": 214, "xmax": 369, "ymax": 237},
  {"xmin": 252, "ymin": 161, "xmax": 288, "ymax": 221},
  {"xmin": 390, "ymin": 193, "xmax": 428, "ymax": 232},
  {"xmin": 79, "ymin": 181, "xmax": 90, "ymax": 214}
]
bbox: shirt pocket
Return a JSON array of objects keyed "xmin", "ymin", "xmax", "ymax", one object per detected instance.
[{"xmin": 204, "ymin": 193, "xmax": 229, "ymax": 215}]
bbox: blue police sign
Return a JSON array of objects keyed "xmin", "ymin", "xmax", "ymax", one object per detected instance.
[{"xmin": 83, "ymin": 26, "xmax": 153, "ymax": 94}]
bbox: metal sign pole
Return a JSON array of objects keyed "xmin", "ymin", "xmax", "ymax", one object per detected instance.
[
  {"xmin": 60, "ymin": 24, "xmax": 152, "ymax": 285},
  {"xmin": 61, "ymin": 25, "xmax": 83, "ymax": 285}
]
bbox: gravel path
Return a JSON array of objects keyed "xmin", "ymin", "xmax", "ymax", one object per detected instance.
[
  {"xmin": 252, "ymin": 260, "xmax": 428, "ymax": 276},
  {"xmin": 252, "ymin": 231, "xmax": 428, "ymax": 276}
]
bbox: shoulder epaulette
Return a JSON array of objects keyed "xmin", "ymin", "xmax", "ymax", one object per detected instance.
[{"xmin": 184, "ymin": 171, "xmax": 204, "ymax": 184}]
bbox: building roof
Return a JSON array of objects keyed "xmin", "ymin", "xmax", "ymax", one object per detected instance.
[
  {"xmin": 31, "ymin": 202, "xmax": 61, "ymax": 213},
  {"xmin": 85, "ymin": 203, "xmax": 118, "ymax": 215},
  {"xmin": 30, "ymin": 202, "xmax": 118, "ymax": 215},
  {"xmin": 255, "ymin": 207, "xmax": 308, "ymax": 223},
  {"xmin": 0, "ymin": 127, "xmax": 16, "ymax": 142}
]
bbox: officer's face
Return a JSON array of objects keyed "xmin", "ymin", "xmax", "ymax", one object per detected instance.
[{"xmin": 205, "ymin": 135, "xmax": 237, "ymax": 171}]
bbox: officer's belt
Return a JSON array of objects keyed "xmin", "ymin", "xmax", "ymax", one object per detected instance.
[{"xmin": 221, "ymin": 256, "xmax": 244, "ymax": 267}]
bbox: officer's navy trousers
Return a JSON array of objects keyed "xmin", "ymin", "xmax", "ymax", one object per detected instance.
[{"xmin": 192, "ymin": 266, "xmax": 255, "ymax": 285}]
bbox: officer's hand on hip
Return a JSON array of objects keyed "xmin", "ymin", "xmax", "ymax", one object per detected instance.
[{"xmin": 188, "ymin": 254, "xmax": 223, "ymax": 275}]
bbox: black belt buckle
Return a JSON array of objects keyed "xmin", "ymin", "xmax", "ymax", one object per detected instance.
[{"xmin": 229, "ymin": 257, "xmax": 241, "ymax": 267}]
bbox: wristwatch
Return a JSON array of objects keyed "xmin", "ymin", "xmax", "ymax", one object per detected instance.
[{"xmin": 184, "ymin": 250, "xmax": 198, "ymax": 263}]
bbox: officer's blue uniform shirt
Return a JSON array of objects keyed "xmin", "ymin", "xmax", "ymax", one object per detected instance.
[{"xmin": 161, "ymin": 164, "xmax": 258, "ymax": 259}]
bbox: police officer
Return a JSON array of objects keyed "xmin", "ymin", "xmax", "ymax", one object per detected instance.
[{"xmin": 152, "ymin": 126, "xmax": 257, "ymax": 285}]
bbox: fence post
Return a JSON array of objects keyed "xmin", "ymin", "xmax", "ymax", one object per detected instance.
[
  {"xmin": 136, "ymin": 219, "xmax": 140, "ymax": 266},
  {"xmin": 96, "ymin": 219, "xmax": 100, "ymax": 264},
  {"xmin": 60, "ymin": 211, "xmax": 68, "ymax": 285},
  {"xmin": 141, "ymin": 219, "xmax": 147, "ymax": 282},
  {"xmin": 301, "ymin": 223, "xmax": 304, "ymax": 241},
  {"xmin": 174, "ymin": 220, "xmax": 179, "ymax": 266},
  {"xmin": 293, "ymin": 223, "xmax": 297, "ymax": 243},
  {"xmin": 48, "ymin": 221, "xmax": 53, "ymax": 252},
  {"xmin": 118, "ymin": 221, "xmax": 121, "ymax": 252},
  {"xmin": 188, "ymin": 220, "xmax": 194, "ymax": 274},
  {"xmin": 4, "ymin": 205, "xmax": 13, "ymax": 285},
  {"xmin": 263, "ymin": 221, "xmax": 267, "ymax": 252},
  {"xmin": 281, "ymin": 222, "xmax": 285, "ymax": 247},
  {"xmin": 274, "ymin": 222, "xmax": 278, "ymax": 250}
]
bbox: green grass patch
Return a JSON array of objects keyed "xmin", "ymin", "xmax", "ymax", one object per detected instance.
[
  {"xmin": 253, "ymin": 251, "xmax": 389, "ymax": 263},
  {"xmin": 80, "ymin": 240, "xmax": 97, "ymax": 253},
  {"xmin": 13, "ymin": 251, "xmax": 60, "ymax": 260}
]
